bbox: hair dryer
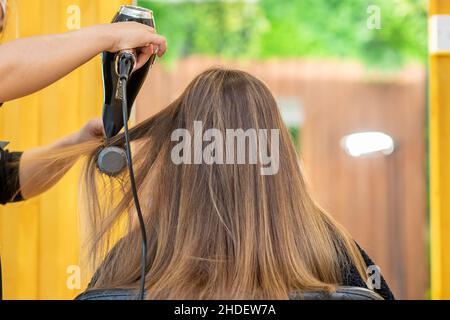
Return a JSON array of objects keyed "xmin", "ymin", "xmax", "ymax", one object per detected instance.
[
  {"xmin": 98, "ymin": 5, "xmax": 155, "ymax": 176},
  {"xmin": 102, "ymin": 5, "xmax": 156, "ymax": 140},
  {"xmin": 97, "ymin": 5, "xmax": 156, "ymax": 301}
]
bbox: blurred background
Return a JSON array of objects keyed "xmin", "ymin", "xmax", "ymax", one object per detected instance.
[
  {"xmin": 0, "ymin": 0, "xmax": 440, "ymax": 300},
  {"xmin": 135, "ymin": 0, "xmax": 428, "ymax": 300}
]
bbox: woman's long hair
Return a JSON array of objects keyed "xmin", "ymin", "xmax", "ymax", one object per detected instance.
[{"xmin": 36, "ymin": 68, "xmax": 368, "ymax": 299}]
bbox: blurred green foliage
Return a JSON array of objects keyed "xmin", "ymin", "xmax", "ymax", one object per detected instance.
[{"xmin": 138, "ymin": 0, "xmax": 427, "ymax": 69}]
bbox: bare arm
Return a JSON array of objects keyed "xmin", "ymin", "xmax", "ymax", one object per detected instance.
[
  {"xmin": 0, "ymin": 22, "xmax": 167, "ymax": 102},
  {"xmin": 19, "ymin": 119, "xmax": 103, "ymax": 199}
]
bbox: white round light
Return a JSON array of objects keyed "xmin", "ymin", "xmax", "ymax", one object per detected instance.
[{"xmin": 341, "ymin": 131, "xmax": 395, "ymax": 157}]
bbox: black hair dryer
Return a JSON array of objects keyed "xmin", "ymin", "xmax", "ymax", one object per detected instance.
[
  {"xmin": 98, "ymin": 5, "xmax": 156, "ymax": 176},
  {"xmin": 102, "ymin": 5, "xmax": 156, "ymax": 139}
]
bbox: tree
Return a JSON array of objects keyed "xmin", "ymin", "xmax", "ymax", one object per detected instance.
[{"xmin": 138, "ymin": 0, "xmax": 427, "ymax": 69}]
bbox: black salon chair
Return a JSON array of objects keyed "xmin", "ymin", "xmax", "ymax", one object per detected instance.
[
  {"xmin": 289, "ymin": 286, "xmax": 383, "ymax": 300},
  {"xmin": 75, "ymin": 286, "xmax": 383, "ymax": 300}
]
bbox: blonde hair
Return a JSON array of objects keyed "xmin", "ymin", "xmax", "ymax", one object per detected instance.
[
  {"xmin": 35, "ymin": 68, "xmax": 368, "ymax": 299},
  {"xmin": 0, "ymin": 0, "xmax": 6, "ymax": 34}
]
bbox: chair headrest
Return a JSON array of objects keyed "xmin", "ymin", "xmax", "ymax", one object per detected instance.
[
  {"xmin": 75, "ymin": 286, "xmax": 383, "ymax": 300},
  {"xmin": 289, "ymin": 286, "xmax": 383, "ymax": 300}
]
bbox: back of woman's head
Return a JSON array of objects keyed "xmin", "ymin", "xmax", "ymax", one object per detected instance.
[{"xmin": 77, "ymin": 67, "xmax": 367, "ymax": 299}]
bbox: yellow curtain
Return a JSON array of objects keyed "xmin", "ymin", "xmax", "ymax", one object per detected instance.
[{"xmin": 0, "ymin": 0, "xmax": 130, "ymax": 300}]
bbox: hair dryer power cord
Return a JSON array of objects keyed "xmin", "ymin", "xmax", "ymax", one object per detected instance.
[{"xmin": 119, "ymin": 59, "xmax": 147, "ymax": 300}]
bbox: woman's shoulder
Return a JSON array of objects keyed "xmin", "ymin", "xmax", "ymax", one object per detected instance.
[{"xmin": 341, "ymin": 243, "xmax": 395, "ymax": 300}]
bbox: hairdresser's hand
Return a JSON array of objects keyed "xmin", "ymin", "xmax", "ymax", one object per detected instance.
[
  {"xmin": 102, "ymin": 22, "xmax": 168, "ymax": 70},
  {"xmin": 20, "ymin": 118, "xmax": 104, "ymax": 199},
  {"xmin": 0, "ymin": 22, "xmax": 168, "ymax": 102},
  {"xmin": 73, "ymin": 118, "xmax": 104, "ymax": 144}
]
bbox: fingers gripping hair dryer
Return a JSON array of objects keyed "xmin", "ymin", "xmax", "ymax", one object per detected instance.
[{"xmin": 97, "ymin": 5, "xmax": 156, "ymax": 300}]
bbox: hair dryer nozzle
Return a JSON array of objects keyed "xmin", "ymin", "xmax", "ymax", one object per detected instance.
[{"xmin": 97, "ymin": 146, "xmax": 127, "ymax": 176}]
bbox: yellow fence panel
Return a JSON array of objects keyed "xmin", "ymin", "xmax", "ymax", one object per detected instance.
[
  {"xmin": 430, "ymin": 0, "xmax": 450, "ymax": 300},
  {"xmin": 0, "ymin": 0, "xmax": 130, "ymax": 300}
]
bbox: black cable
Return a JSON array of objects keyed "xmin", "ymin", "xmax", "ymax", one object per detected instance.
[{"xmin": 119, "ymin": 69, "xmax": 147, "ymax": 300}]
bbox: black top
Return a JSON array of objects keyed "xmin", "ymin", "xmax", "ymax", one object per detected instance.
[
  {"xmin": 0, "ymin": 102, "xmax": 24, "ymax": 204},
  {"xmin": 343, "ymin": 245, "xmax": 395, "ymax": 300},
  {"xmin": 0, "ymin": 147, "xmax": 23, "ymax": 205}
]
